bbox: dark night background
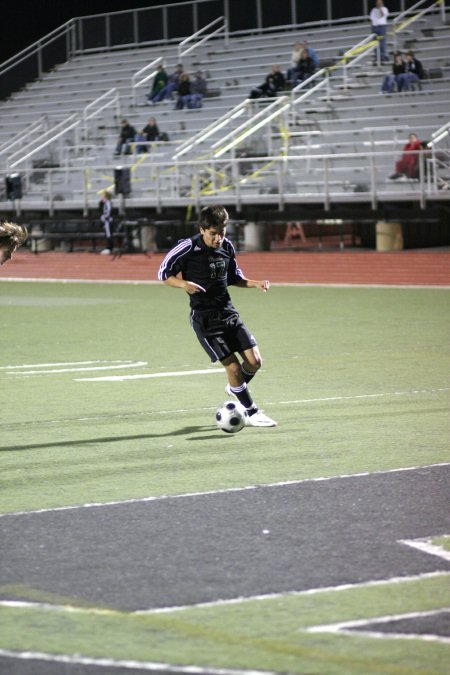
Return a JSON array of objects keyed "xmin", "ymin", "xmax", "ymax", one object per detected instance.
[{"xmin": 2, "ymin": 0, "xmax": 374, "ymax": 62}]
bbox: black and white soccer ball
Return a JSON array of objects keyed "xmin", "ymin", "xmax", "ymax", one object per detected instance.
[{"xmin": 215, "ymin": 400, "xmax": 247, "ymax": 433}]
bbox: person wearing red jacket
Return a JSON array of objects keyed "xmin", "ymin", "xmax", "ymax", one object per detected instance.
[{"xmin": 390, "ymin": 133, "xmax": 422, "ymax": 179}]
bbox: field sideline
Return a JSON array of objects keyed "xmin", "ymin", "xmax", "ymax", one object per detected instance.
[{"xmin": 0, "ymin": 276, "xmax": 449, "ymax": 674}]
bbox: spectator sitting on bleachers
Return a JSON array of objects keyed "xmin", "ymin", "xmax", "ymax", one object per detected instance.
[
  {"xmin": 287, "ymin": 41, "xmax": 319, "ymax": 85},
  {"xmin": 250, "ymin": 65, "xmax": 286, "ymax": 99},
  {"xmin": 190, "ymin": 70, "xmax": 207, "ymax": 108},
  {"xmin": 150, "ymin": 64, "xmax": 184, "ymax": 104},
  {"xmin": 303, "ymin": 40, "xmax": 320, "ymax": 69},
  {"xmin": 295, "ymin": 48, "xmax": 316, "ymax": 85},
  {"xmin": 136, "ymin": 116, "xmax": 160, "ymax": 153},
  {"xmin": 389, "ymin": 133, "xmax": 422, "ymax": 179},
  {"xmin": 146, "ymin": 64, "xmax": 168, "ymax": 104},
  {"xmin": 381, "ymin": 52, "xmax": 405, "ymax": 93},
  {"xmin": 175, "ymin": 73, "xmax": 192, "ymax": 110},
  {"xmin": 114, "ymin": 119, "xmax": 137, "ymax": 157},
  {"xmin": 397, "ymin": 51, "xmax": 424, "ymax": 91}
]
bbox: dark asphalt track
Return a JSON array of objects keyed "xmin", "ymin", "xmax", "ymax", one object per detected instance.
[{"xmin": 1, "ymin": 465, "xmax": 449, "ymax": 674}]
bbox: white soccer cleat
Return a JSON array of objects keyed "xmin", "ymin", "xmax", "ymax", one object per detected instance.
[{"xmin": 246, "ymin": 411, "xmax": 277, "ymax": 427}]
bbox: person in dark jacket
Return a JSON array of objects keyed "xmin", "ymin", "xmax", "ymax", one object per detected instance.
[
  {"xmin": 398, "ymin": 51, "xmax": 424, "ymax": 91},
  {"xmin": 381, "ymin": 52, "xmax": 405, "ymax": 93},
  {"xmin": 99, "ymin": 190, "xmax": 113, "ymax": 255},
  {"xmin": 250, "ymin": 65, "xmax": 285, "ymax": 99},
  {"xmin": 295, "ymin": 48, "xmax": 316, "ymax": 84},
  {"xmin": 114, "ymin": 119, "xmax": 137, "ymax": 156},
  {"xmin": 175, "ymin": 73, "xmax": 192, "ymax": 109},
  {"xmin": 136, "ymin": 116, "xmax": 160, "ymax": 153}
]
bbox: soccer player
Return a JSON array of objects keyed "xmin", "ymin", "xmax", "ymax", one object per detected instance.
[
  {"xmin": 158, "ymin": 205, "xmax": 277, "ymax": 427},
  {"xmin": 0, "ymin": 221, "xmax": 28, "ymax": 266}
]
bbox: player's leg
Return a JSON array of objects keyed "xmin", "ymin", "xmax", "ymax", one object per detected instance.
[
  {"xmin": 221, "ymin": 353, "xmax": 258, "ymax": 416},
  {"xmin": 240, "ymin": 345, "xmax": 262, "ymax": 383},
  {"xmin": 221, "ymin": 352, "xmax": 276, "ymax": 427}
]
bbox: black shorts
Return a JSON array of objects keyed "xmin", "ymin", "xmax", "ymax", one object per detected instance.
[{"xmin": 190, "ymin": 308, "xmax": 257, "ymax": 362}]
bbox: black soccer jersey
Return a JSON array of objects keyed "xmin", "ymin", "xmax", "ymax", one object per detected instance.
[{"xmin": 158, "ymin": 233, "xmax": 246, "ymax": 310}]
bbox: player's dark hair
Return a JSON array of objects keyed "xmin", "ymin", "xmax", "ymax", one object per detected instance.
[
  {"xmin": 199, "ymin": 205, "xmax": 229, "ymax": 229},
  {"xmin": 0, "ymin": 221, "xmax": 28, "ymax": 248}
]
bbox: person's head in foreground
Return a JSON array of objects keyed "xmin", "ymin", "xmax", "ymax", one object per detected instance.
[
  {"xmin": 199, "ymin": 205, "xmax": 229, "ymax": 250},
  {"xmin": 0, "ymin": 221, "xmax": 28, "ymax": 266}
]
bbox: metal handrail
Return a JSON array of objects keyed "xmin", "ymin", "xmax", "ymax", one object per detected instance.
[
  {"xmin": 392, "ymin": 0, "xmax": 444, "ymax": 52},
  {"xmin": 0, "ymin": 20, "xmax": 74, "ymax": 80},
  {"xmin": 8, "ymin": 114, "xmax": 80, "ymax": 170},
  {"xmin": 0, "ymin": 116, "xmax": 48, "ymax": 157},
  {"xmin": 131, "ymin": 56, "xmax": 163, "ymax": 106},
  {"xmin": 173, "ymin": 100, "xmax": 250, "ymax": 159},
  {"xmin": 83, "ymin": 88, "xmax": 121, "ymax": 139},
  {"xmin": 177, "ymin": 16, "xmax": 228, "ymax": 60}
]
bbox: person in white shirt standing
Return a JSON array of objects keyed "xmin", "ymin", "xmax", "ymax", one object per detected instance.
[{"xmin": 370, "ymin": 0, "xmax": 389, "ymax": 62}]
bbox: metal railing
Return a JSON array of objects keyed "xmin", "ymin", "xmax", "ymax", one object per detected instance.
[
  {"xmin": 177, "ymin": 16, "xmax": 228, "ymax": 60},
  {"xmin": 392, "ymin": 0, "xmax": 445, "ymax": 52},
  {"xmin": 131, "ymin": 57, "xmax": 163, "ymax": 107},
  {"xmin": 427, "ymin": 119, "xmax": 450, "ymax": 191},
  {"xmin": 2, "ymin": 148, "xmax": 448, "ymax": 217},
  {"xmin": 83, "ymin": 88, "xmax": 121, "ymax": 139},
  {"xmin": 0, "ymin": 116, "xmax": 49, "ymax": 159}
]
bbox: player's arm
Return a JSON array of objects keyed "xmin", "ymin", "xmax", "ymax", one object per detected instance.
[
  {"xmin": 163, "ymin": 275, "xmax": 205, "ymax": 295},
  {"xmin": 234, "ymin": 278, "xmax": 270, "ymax": 292}
]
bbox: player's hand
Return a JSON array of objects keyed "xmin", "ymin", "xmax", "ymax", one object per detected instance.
[
  {"xmin": 184, "ymin": 281, "xmax": 206, "ymax": 295},
  {"xmin": 258, "ymin": 280, "xmax": 270, "ymax": 292}
]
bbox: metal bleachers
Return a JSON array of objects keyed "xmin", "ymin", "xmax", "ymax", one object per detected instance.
[{"xmin": 0, "ymin": 2, "xmax": 449, "ymax": 213}]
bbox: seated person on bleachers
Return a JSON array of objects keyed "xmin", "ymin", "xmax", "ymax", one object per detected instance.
[
  {"xmin": 397, "ymin": 50, "xmax": 424, "ymax": 91},
  {"xmin": 250, "ymin": 65, "xmax": 285, "ymax": 99},
  {"xmin": 381, "ymin": 52, "xmax": 405, "ymax": 93},
  {"xmin": 389, "ymin": 133, "xmax": 422, "ymax": 180},
  {"xmin": 175, "ymin": 73, "xmax": 192, "ymax": 110},
  {"xmin": 303, "ymin": 40, "xmax": 320, "ymax": 69},
  {"xmin": 295, "ymin": 48, "xmax": 316, "ymax": 84},
  {"xmin": 146, "ymin": 64, "xmax": 168, "ymax": 104},
  {"xmin": 114, "ymin": 119, "xmax": 137, "ymax": 156},
  {"xmin": 150, "ymin": 64, "xmax": 184, "ymax": 104},
  {"xmin": 136, "ymin": 116, "xmax": 160, "ymax": 153},
  {"xmin": 190, "ymin": 70, "xmax": 208, "ymax": 108}
]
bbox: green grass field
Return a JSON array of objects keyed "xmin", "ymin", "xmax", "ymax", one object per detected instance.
[{"xmin": 1, "ymin": 280, "xmax": 449, "ymax": 674}]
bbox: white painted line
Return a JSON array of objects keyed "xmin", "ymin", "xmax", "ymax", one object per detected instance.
[
  {"xmin": 400, "ymin": 537, "xmax": 450, "ymax": 562},
  {"xmin": 275, "ymin": 387, "xmax": 450, "ymax": 406},
  {"xmin": 334, "ymin": 628, "xmax": 450, "ymax": 644},
  {"xmin": 1, "ymin": 277, "xmax": 450, "ymax": 289},
  {"xmin": 0, "ymin": 650, "xmax": 272, "ymax": 674},
  {"xmin": 10, "ymin": 361, "xmax": 147, "ymax": 376},
  {"xmin": 1, "ymin": 572, "xmax": 449, "ymax": 617},
  {"xmin": 0, "ymin": 360, "xmax": 127, "ymax": 370},
  {"xmin": 75, "ymin": 367, "xmax": 224, "ymax": 382},
  {"xmin": 307, "ymin": 608, "xmax": 450, "ymax": 644},
  {"xmin": 1, "ymin": 386, "xmax": 448, "ymax": 430},
  {"xmin": 1, "ymin": 462, "xmax": 448, "ymax": 519}
]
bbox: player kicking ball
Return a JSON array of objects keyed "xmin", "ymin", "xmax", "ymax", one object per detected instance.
[{"xmin": 158, "ymin": 204, "xmax": 277, "ymax": 427}]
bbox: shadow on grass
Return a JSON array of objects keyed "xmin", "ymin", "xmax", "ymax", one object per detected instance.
[{"xmin": 0, "ymin": 425, "xmax": 226, "ymax": 452}]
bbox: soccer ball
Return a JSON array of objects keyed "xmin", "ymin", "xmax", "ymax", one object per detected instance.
[{"xmin": 215, "ymin": 401, "xmax": 247, "ymax": 433}]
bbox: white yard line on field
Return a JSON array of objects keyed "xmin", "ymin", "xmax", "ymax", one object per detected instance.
[
  {"xmin": 0, "ymin": 462, "xmax": 448, "ymax": 519},
  {"xmin": 1, "ymin": 277, "xmax": 450, "ymax": 289},
  {"xmin": 10, "ymin": 362, "xmax": 147, "ymax": 375},
  {"xmin": 400, "ymin": 537, "xmax": 450, "ymax": 562},
  {"xmin": 0, "ymin": 571, "xmax": 449, "ymax": 617},
  {"xmin": 75, "ymin": 367, "xmax": 224, "ymax": 382},
  {"xmin": 306, "ymin": 607, "xmax": 450, "ymax": 644},
  {"xmin": 0, "ymin": 650, "xmax": 273, "ymax": 675},
  {"xmin": 0, "ymin": 386, "xmax": 447, "ymax": 430}
]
